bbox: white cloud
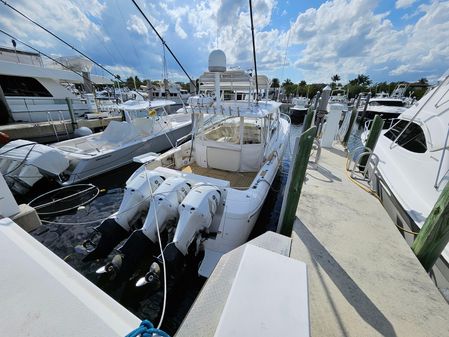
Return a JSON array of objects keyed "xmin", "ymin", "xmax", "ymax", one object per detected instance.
[
  {"xmin": 284, "ymin": 0, "xmax": 449, "ymax": 82},
  {"xmin": 0, "ymin": 0, "xmax": 108, "ymax": 49},
  {"xmin": 126, "ymin": 15, "xmax": 149, "ymax": 37},
  {"xmin": 395, "ymin": 0, "xmax": 417, "ymax": 9},
  {"xmin": 106, "ymin": 64, "xmax": 140, "ymax": 78},
  {"xmin": 175, "ymin": 19, "xmax": 188, "ymax": 39}
]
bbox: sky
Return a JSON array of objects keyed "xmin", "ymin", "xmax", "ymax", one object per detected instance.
[{"xmin": 0, "ymin": 0, "xmax": 448, "ymax": 85}]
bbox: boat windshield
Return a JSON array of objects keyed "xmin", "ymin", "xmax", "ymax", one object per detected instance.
[
  {"xmin": 370, "ymin": 100, "xmax": 404, "ymax": 107},
  {"xmin": 384, "ymin": 120, "xmax": 427, "ymax": 153}
]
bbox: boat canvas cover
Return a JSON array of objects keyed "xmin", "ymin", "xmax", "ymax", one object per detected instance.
[{"xmin": 0, "ymin": 139, "xmax": 69, "ymax": 175}]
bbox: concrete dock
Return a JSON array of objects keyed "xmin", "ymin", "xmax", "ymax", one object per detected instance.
[
  {"xmin": 0, "ymin": 217, "xmax": 140, "ymax": 337},
  {"xmin": 290, "ymin": 145, "xmax": 449, "ymax": 336}
]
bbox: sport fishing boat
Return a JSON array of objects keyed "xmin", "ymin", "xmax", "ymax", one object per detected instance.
[
  {"xmin": 0, "ymin": 100, "xmax": 192, "ymax": 194},
  {"xmin": 80, "ymin": 50, "xmax": 291, "ymax": 283},
  {"xmin": 367, "ymin": 72, "xmax": 449, "ymax": 284},
  {"xmin": 288, "ymin": 97, "xmax": 309, "ymax": 123}
]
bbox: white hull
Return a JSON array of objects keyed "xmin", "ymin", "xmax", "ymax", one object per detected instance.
[{"xmin": 62, "ymin": 123, "xmax": 192, "ymax": 184}]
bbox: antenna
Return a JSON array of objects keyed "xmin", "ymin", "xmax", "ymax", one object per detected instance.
[
  {"xmin": 248, "ymin": 0, "xmax": 259, "ymax": 102},
  {"xmin": 131, "ymin": 0, "xmax": 197, "ymax": 90}
]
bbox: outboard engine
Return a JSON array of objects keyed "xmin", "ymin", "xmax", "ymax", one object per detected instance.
[
  {"xmin": 136, "ymin": 185, "xmax": 221, "ymax": 287},
  {"xmin": 81, "ymin": 171, "xmax": 164, "ymax": 261},
  {"xmin": 96, "ymin": 177, "xmax": 191, "ymax": 280}
]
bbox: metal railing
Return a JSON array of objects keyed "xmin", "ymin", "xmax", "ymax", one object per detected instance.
[{"xmin": 347, "ymin": 145, "xmax": 380, "ymax": 180}]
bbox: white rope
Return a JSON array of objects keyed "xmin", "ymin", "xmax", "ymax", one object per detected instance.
[{"xmin": 144, "ymin": 166, "xmax": 167, "ymax": 329}]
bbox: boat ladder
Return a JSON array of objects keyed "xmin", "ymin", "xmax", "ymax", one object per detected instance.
[
  {"xmin": 47, "ymin": 111, "xmax": 70, "ymax": 141},
  {"xmin": 346, "ymin": 145, "xmax": 380, "ymax": 183}
]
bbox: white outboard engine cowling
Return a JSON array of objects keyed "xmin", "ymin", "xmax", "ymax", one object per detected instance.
[
  {"xmin": 114, "ymin": 171, "xmax": 164, "ymax": 231},
  {"xmin": 94, "ymin": 176, "xmax": 191, "ymax": 279},
  {"xmin": 82, "ymin": 170, "xmax": 164, "ymax": 261},
  {"xmin": 173, "ymin": 185, "xmax": 221, "ymax": 255},
  {"xmin": 142, "ymin": 177, "xmax": 191, "ymax": 241}
]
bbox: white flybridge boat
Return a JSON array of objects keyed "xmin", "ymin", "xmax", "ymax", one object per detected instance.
[
  {"xmin": 367, "ymin": 72, "xmax": 449, "ymax": 282},
  {"xmin": 289, "ymin": 97, "xmax": 309, "ymax": 123},
  {"xmin": 0, "ymin": 100, "xmax": 192, "ymax": 193},
  {"xmin": 80, "ymin": 50, "xmax": 291, "ymax": 284}
]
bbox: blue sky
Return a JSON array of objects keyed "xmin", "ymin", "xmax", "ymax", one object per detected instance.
[{"xmin": 0, "ymin": 0, "xmax": 448, "ymax": 84}]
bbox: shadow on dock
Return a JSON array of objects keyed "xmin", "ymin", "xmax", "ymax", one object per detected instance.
[{"xmin": 294, "ymin": 219, "xmax": 397, "ymax": 337}]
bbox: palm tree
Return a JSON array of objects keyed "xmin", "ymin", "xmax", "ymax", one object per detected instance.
[
  {"xmin": 331, "ymin": 74, "xmax": 341, "ymax": 83},
  {"xmin": 271, "ymin": 78, "xmax": 280, "ymax": 88}
]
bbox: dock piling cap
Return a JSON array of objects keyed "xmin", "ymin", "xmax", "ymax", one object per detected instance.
[{"xmin": 208, "ymin": 50, "xmax": 226, "ymax": 73}]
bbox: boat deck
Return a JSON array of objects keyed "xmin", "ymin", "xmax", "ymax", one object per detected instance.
[
  {"xmin": 181, "ymin": 163, "xmax": 257, "ymax": 189},
  {"xmin": 290, "ymin": 145, "xmax": 449, "ymax": 336}
]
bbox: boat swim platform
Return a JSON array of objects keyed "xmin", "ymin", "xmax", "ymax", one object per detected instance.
[
  {"xmin": 290, "ymin": 144, "xmax": 449, "ymax": 336},
  {"xmin": 0, "ymin": 116, "xmax": 122, "ymax": 142},
  {"xmin": 182, "ymin": 163, "xmax": 257, "ymax": 189},
  {"xmin": 0, "ymin": 217, "xmax": 140, "ymax": 337}
]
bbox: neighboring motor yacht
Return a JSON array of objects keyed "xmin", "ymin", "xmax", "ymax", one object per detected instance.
[{"xmin": 367, "ymin": 72, "xmax": 449, "ymax": 284}]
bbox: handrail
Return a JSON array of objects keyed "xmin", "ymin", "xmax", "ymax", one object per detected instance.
[{"xmin": 434, "ymin": 123, "xmax": 449, "ymax": 189}]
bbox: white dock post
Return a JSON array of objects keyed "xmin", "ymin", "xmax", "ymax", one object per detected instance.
[{"xmin": 321, "ymin": 103, "xmax": 344, "ymax": 148}]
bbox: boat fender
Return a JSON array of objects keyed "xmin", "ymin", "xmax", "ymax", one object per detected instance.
[
  {"xmin": 0, "ymin": 132, "xmax": 9, "ymax": 144},
  {"xmin": 173, "ymin": 185, "xmax": 221, "ymax": 255}
]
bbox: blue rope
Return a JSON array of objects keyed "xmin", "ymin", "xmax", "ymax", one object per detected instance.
[{"xmin": 125, "ymin": 320, "xmax": 171, "ymax": 337}]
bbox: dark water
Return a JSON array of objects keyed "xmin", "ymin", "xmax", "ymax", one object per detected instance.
[{"xmin": 23, "ymin": 110, "xmax": 362, "ymax": 335}]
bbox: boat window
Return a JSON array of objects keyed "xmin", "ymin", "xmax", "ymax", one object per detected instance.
[
  {"xmin": 0, "ymin": 75, "xmax": 52, "ymax": 97},
  {"xmin": 369, "ymin": 100, "xmax": 404, "ymax": 107},
  {"xmin": 384, "ymin": 120, "xmax": 427, "ymax": 153}
]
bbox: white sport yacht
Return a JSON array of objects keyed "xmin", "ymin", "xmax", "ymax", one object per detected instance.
[
  {"xmin": 368, "ymin": 72, "xmax": 449, "ymax": 282},
  {"xmin": 80, "ymin": 50, "xmax": 291, "ymax": 285}
]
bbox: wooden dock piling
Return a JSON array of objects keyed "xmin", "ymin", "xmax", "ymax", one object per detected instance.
[
  {"xmin": 278, "ymin": 126, "xmax": 317, "ymax": 237},
  {"xmin": 342, "ymin": 95, "xmax": 361, "ymax": 146},
  {"xmin": 65, "ymin": 97, "xmax": 77, "ymax": 131},
  {"xmin": 412, "ymin": 182, "xmax": 449, "ymax": 271},
  {"xmin": 358, "ymin": 93, "xmax": 371, "ymax": 129},
  {"xmin": 359, "ymin": 115, "xmax": 384, "ymax": 168},
  {"xmin": 302, "ymin": 107, "xmax": 314, "ymax": 132}
]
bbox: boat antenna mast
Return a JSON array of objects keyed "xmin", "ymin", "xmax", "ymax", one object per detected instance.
[
  {"xmin": 131, "ymin": 0, "xmax": 197, "ymax": 91},
  {"xmin": 249, "ymin": 0, "xmax": 259, "ymax": 103},
  {"xmin": 0, "ymin": 0, "xmax": 122, "ymax": 82}
]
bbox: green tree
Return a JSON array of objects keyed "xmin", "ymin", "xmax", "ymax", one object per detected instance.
[
  {"xmin": 331, "ymin": 74, "xmax": 341, "ymax": 83},
  {"xmin": 271, "ymin": 78, "xmax": 280, "ymax": 88},
  {"xmin": 282, "ymin": 78, "xmax": 293, "ymax": 87}
]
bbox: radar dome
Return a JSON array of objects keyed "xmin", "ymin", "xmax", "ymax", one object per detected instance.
[{"xmin": 208, "ymin": 50, "xmax": 226, "ymax": 72}]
